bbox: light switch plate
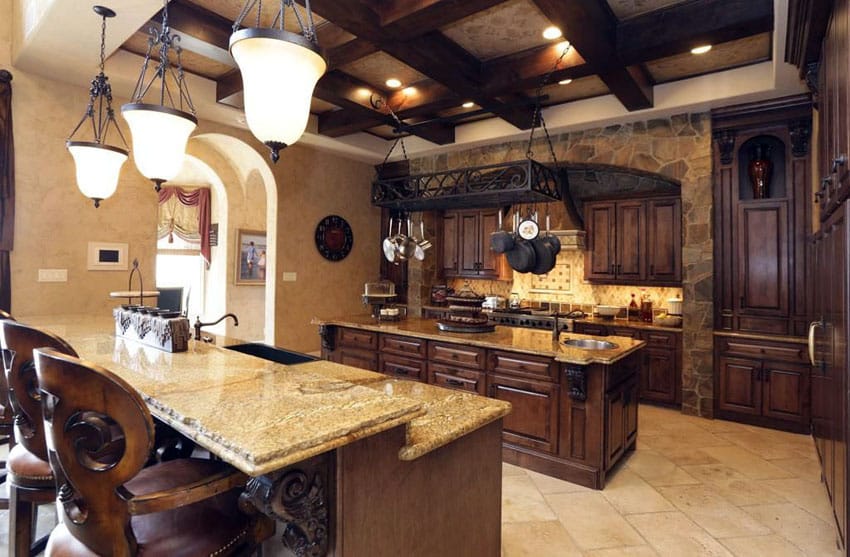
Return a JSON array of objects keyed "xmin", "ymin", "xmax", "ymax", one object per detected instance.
[
  {"xmin": 282, "ymin": 272, "xmax": 297, "ymax": 282},
  {"xmin": 38, "ymin": 269, "xmax": 68, "ymax": 282}
]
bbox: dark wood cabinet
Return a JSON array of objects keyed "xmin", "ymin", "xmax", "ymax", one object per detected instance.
[
  {"xmin": 605, "ymin": 378, "xmax": 638, "ymax": 470},
  {"xmin": 488, "ymin": 373, "xmax": 559, "ymax": 454},
  {"xmin": 584, "ymin": 196, "xmax": 681, "ymax": 286},
  {"xmin": 573, "ymin": 321, "xmax": 681, "ymax": 405},
  {"xmin": 735, "ymin": 201, "xmax": 789, "ymax": 321},
  {"xmin": 714, "ymin": 336, "xmax": 810, "ymax": 432},
  {"xmin": 441, "ymin": 209, "xmax": 504, "ymax": 279}
]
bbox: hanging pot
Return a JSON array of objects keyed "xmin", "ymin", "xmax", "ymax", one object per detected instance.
[
  {"xmin": 491, "ymin": 231, "xmax": 515, "ymax": 254},
  {"xmin": 506, "ymin": 239, "xmax": 536, "ymax": 273},
  {"xmin": 530, "ymin": 236, "xmax": 556, "ymax": 275}
]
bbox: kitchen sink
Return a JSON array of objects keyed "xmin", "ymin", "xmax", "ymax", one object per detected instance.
[
  {"xmin": 563, "ymin": 339, "xmax": 619, "ymax": 350},
  {"xmin": 225, "ymin": 343, "xmax": 318, "ymax": 365}
]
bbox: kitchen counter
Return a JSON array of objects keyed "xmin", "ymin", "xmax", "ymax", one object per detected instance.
[
  {"xmin": 313, "ymin": 314, "xmax": 645, "ymax": 365},
  {"xmin": 20, "ymin": 314, "xmax": 509, "ymax": 474},
  {"xmin": 574, "ymin": 315, "xmax": 683, "ymax": 332}
]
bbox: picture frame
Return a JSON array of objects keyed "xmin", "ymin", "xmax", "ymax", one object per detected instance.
[{"xmin": 235, "ymin": 229, "xmax": 267, "ymax": 285}]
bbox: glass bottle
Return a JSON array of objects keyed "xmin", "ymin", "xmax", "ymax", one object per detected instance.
[
  {"xmin": 509, "ymin": 292, "xmax": 521, "ymax": 309},
  {"xmin": 640, "ymin": 289, "xmax": 653, "ymax": 323},
  {"xmin": 628, "ymin": 293, "xmax": 639, "ymax": 321}
]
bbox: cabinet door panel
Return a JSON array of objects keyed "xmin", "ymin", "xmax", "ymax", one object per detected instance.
[
  {"xmin": 488, "ymin": 374, "xmax": 559, "ymax": 454},
  {"xmin": 585, "ymin": 202, "xmax": 617, "ymax": 280},
  {"xmin": 605, "ymin": 388, "xmax": 625, "ymax": 469},
  {"xmin": 641, "ymin": 347, "xmax": 677, "ymax": 404},
  {"xmin": 761, "ymin": 363, "xmax": 809, "ymax": 422},
  {"xmin": 624, "ymin": 380, "xmax": 639, "ymax": 448},
  {"xmin": 736, "ymin": 202, "xmax": 789, "ymax": 316},
  {"xmin": 478, "ymin": 209, "xmax": 500, "ymax": 277},
  {"xmin": 616, "ymin": 201, "xmax": 645, "ymax": 280},
  {"xmin": 441, "ymin": 212, "xmax": 459, "ymax": 277},
  {"xmin": 647, "ymin": 198, "xmax": 682, "ymax": 282},
  {"xmin": 459, "ymin": 212, "xmax": 480, "ymax": 275},
  {"xmin": 717, "ymin": 357, "xmax": 761, "ymax": 415}
]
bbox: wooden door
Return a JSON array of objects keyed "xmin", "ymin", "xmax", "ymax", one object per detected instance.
[
  {"xmin": 440, "ymin": 212, "xmax": 459, "ymax": 277},
  {"xmin": 487, "ymin": 374, "xmax": 559, "ymax": 454},
  {"xmin": 761, "ymin": 362, "xmax": 809, "ymax": 423},
  {"xmin": 585, "ymin": 202, "xmax": 617, "ymax": 280},
  {"xmin": 459, "ymin": 211, "xmax": 480, "ymax": 276},
  {"xmin": 641, "ymin": 347, "xmax": 677, "ymax": 404},
  {"xmin": 478, "ymin": 208, "xmax": 501, "ymax": 278},
  {"xmin": 646, "ymin": 197, "xmax": 682, "ymax": 283},
  {"xmin": 717, "ymin": 357, "xmax": 762, "ymax": 415},
  {"xmin": 604, "ymin": 387, "xmax": 625, "ymax": 469},
  {"xmin": 616, "ymin": 201, "xmax": 645, "ymax": 281},
  {"xmin": 736, "ymin": 201, "xmax": 789, "ymax": 317}
]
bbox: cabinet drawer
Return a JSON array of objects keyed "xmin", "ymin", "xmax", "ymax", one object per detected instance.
[
  {"xmin": 380, "ymin": 334, "xmax": 427, "ymax": 358},
  {"xmin": 428, "ymin": 363, "xmax": 485, "ymax": 395},
  {"xmin": 717, "ymin": 338, "xmax": 807, "ymax": 363},
  {"xmin": 574, "ymin": 322, "xmax": 607, "ymax": 336},
  {"xmin": 488, "ymin": 350, "xmax": 557, "ymax": 381},
  {"xmin": 429, "ymin": 342, "xmax": 486, "ymax": 370},
  {"xmin": 337, "ymin": 328, "xmax": 378, "ymax": 350},
  {"xmin": 379, "ymin": 354, "xmax": 427, "ymax": 382},
  {"xmin": 642, "ymin": 330, "xmax": 678, "ymax": 348},
  {"xmin": 338, "ymin": 348, "xmax": 378, "ymax": 372},
  {"xmin": 610, "ymin": 326, "xmax": 639, "ymax": 339}
]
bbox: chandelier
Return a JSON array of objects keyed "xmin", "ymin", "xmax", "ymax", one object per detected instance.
[
  {"xmin": 66, "ymin": 6, "xmax": 128, "ymax": 208},
  {"xmin": 229, "ymin": 0, "xmax": 327, "ymax": 163},
  {"xmin": 122, "ymin": 0, "xmax": 197, "ymax": 191}
]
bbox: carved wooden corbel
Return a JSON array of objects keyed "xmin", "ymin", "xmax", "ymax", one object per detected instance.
[{"xmin": 565, "ymin": 365, "xmax": 587, "ymax": 401}]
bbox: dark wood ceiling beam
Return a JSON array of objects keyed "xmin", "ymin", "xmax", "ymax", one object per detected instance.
[
  {"xmin": 482, "ymin": 43, "xmax": 591, "ymax": 95},
  {"xmin": 327, "ymin": 39, "xmax": 379, "ymax": 70},
  {"xmin": 617, "ymin": 0, "xmax": 774, "ymax": 66},
  {"xmin": 376, "ymin": 0, "xmax": 507, "ymax": 38},
  {"xmin": 531, "ymin": 0, "xmax": 653, "ymax": 110}
]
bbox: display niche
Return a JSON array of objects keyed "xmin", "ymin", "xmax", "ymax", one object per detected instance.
[{"xmin": 737, "ymin": 135, "xmax": 787, "ymax": 201}]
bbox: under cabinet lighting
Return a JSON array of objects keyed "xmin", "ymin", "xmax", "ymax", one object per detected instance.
[
  {"xmin": 558, "ymin": 79, "xmax": 573, "ymax": 86},
  {"xmin": 691, "ymin": 44, "xmax": 712, "ymax": 54},
  {"xmin": 543, "ymin": 26, "xmax": 562, "ymax": 40},
  {"xmin": 462, "ymin": 101, "xmax": 475, "ymax": 108},
  {"xmin": 402, "ymin": 86, "xmax": 418, "ymax": 96}
]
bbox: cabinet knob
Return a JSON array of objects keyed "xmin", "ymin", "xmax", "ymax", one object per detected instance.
[{"xmin": 832, "ymin": 155, "xmax": 847, "ymax": 173}]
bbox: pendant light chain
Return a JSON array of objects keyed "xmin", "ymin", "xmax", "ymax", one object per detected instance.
[{"xmin": 526, "ymin": 44, "xmax": 571, "ymax": 164}]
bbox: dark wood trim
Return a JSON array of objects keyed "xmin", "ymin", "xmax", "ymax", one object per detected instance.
[{"xmin": 785, "ymin": 0, "xmax": 834, "ymax": 77}]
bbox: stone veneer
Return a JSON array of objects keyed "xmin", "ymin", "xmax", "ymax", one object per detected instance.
[{"xmin": 408, "ymin": 114, "xmax": 714, "ymax": 417}]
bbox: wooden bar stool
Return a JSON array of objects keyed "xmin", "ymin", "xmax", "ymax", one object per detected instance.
[
  {"xmin": 33, "ymin": 347, "xmax": 274, "ymax": 556},
  {"xmin": 0, "ymin": 309, "xmax": 16, "ymax": 512},
  {"xmin": 0, "ymin": 320, "xmax": 77, "ymax": 557}
]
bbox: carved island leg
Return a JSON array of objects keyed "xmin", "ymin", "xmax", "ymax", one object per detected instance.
[
  {"xmin": 565, "ymin": 364, "xmax": 587, "ymax": 401},
  {"xmin": 239, "ymin": 452, "xmax": 333, "ymax": 557}
]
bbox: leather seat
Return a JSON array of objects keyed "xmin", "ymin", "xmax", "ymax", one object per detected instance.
[
  {"xmin": 6, "ymin": 443, "xmax": 53, "ymax": 488},
  {"xmin": 33, "ymin": 347, "xmax": 274, "ymax": 556}
]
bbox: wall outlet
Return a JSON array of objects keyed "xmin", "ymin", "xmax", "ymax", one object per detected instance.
[
  {"xmin": 282, "ymin": 272, "xmax": 297, "ymax": 282},
  {"xmin": 38, "ymin": 269, "xmax": 68, "ymax": 282}
]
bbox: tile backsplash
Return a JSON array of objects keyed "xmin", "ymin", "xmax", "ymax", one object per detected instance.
[{"xmin": 449, "ymin": 250, "xmax": 684, "ymax": 311}]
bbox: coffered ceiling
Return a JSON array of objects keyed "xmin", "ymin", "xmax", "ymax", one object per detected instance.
[{"xmin": 116, "ymin": 0, "xmax": 775, "ymax": 145}]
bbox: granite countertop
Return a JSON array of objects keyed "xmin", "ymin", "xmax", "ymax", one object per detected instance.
[
  {"xmin": 20, "ymin": 314, "xmax": 510, "ymax": 476},
  {"xmin": 574, "ymin": 316, "xmax": 683, "ymax": 333},
  {"xmin": 713, "ymin": 330, "xmax": 807, "ymax": 344},
  {"xmin": 314, "ymin": 315, "xmax": 646, "ymax": 365}
]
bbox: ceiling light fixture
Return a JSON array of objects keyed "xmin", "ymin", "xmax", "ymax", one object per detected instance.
[
  {"xmin": 462, "ymin": 101, "xmax": 475, "ymax": 108},
  {"xmin": 230, "ymin": 0, "xmax": 327, "ymax": 163},
  {"xmin": 691, "ymin": 44, "xmax": 712, "ymax": 55},
  {"xmin": 558, "ymin": 79, "xmax": 573, "ymax": 86},
  {"xmin": 66, "ymin": 5, "xmax": 128, "ymax": 208},
  {"xmin": 385, "ymin": 78, "xmax": 402, "ymax": 89},
  {"xmin": 542, "ymin": 26, "xmax": 562, "ymax": 40},
  {"xmin": 402, "ymin": 86, "xmax": 417, "ymax": 96},
  {"xmin": 122, "ymin": 0, "xmax": 197, "ymax": 192},
  {"xmin": 557, "ymin": 40, "xmax": 571, "ymax": 54}
]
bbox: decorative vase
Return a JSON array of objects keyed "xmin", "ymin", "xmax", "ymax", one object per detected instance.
[{"xmin": 748, "ymin": 144, "xmax": 773, "ymax": 199}]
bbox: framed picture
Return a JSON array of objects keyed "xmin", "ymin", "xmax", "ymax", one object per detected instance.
[{"xmin": 236, "ymin": 229, "xmax": 267, "ymax": 285}]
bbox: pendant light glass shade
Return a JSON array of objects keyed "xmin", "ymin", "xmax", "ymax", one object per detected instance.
[
  {"xmin": 121, "ymin": 104, "xmax": 197, "ymax": 185},
  {"xmin": 230, "ymin": 29, "xmax": 326, "ymax": 162},
  {"xmin": 66, "ymin": 5, "xmax": 128, "ymax": 208},
  {"xmin": 67, "ymin": 142, "xmax": 128, "ymax": 207}
]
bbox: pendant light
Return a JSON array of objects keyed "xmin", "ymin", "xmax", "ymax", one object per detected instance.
[
  {"xmin": 229, "ymin": 0, "xmax": 327, "ymax": 163},
  {"xmin": 66, "ymin": 6, "xmax": 128, "ymax": 208},
  {"xmin": 121, "ymin": 0, "xmax": 197, "ymax": 191}
]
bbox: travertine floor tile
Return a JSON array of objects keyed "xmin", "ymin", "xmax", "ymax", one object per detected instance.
[
  {"xmin": 501, "ymin": 474, "xmax": 557, "ymax": 523},
  {"xmin": 717, "ymin": 431, "xmax": 812, "ymax": 460},
  {"xmin": 719, "ymin": 534, "xmax": 807, "ymax": 557},
  {"xmin": 625, "ymin": 449, "xmax": 701, "ymax": 487},
  {"xmin": 758, "ymin": 478, "xmax": 836, "ymax": 524},
  {"xmin": 501, "ymin": 521, "xmax": 581, "ymax": 557},
  {"xmin": 627, "ymin": 511, "xmax": 735, "ymax": 556},
  {"xmin": 525, "ymin": 468, "xmax": 593, "ymax": 495},
  {"xmin": 679, "ymin": 464, "xmax": 787, "ymax": 506},
  {"xmin": 639, "ymin": 431, "xmax": 733, "ymax": 453},
  {"xmin": 545, "ymin": 491, "xmax": 646, "ymax": 550},
  {"xmin": 502, "ymin": 462, "xmax": 527, "ymax": 476},
  {"xmin": 585, "ymin": 546, "xmax": 660, "ymax": 556},
  {"xmin": 698, "ymin": 445, "xmax": 796, "ymax": 480},
  {"xmin": 658, "ymin": 484, "xmax": 772, "ymax": 538},
  {"xmin": 767, "ymin": 456, "xmax": 823, "ymax": 483},
  {"xmin": 657, "ymin": 446, "xmax": 720, "ymax": 466},
  {"xmin": 742, "ymin": 503, "xmax": 843, "ymax": 556},
  {"xmin": 602, "ymin": 469, "xmax": 676, "ymax": 515}
]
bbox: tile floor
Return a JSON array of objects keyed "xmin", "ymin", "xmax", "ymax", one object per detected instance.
[{"xmin": 0, "ymin": 404, "xmax": 842, "ymax": 556}]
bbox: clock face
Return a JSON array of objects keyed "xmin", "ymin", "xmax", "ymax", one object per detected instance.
[{"xmin": 315, "ymin": 215, "xmax": 354, "ymax": 261}]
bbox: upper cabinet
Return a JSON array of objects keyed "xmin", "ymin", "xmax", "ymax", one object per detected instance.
[
  {"xmin": 711, "ymin": 96, "xmax": 812, "ymax": 337},
  {"xmin": 584, "ymin": 196, "xmax": 681, "ymax": 286},
  {"xmin": 441, "ymin": 209, "xmax": 508, "ymax": 280}
]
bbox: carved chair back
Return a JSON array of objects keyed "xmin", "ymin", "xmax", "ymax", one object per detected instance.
[
  {"xmin": 0, "ymin": 320, "xmax": 77, "ymax": 460},
  {"xmin": 34, "ymin": 347, "xmax": 155, "ymax": 556},
  {"xmin": 0, "ymin": 312, "xmax": 15, "ymax": 443}
]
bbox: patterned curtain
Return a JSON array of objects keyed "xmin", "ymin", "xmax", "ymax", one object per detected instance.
[
  {"xmin": 0, "ymin": 71, "xmax": 14, "ymax": 313},
  {"xmin": 157, "ymin": 186, "xmax": 211, "ymax": 267}
]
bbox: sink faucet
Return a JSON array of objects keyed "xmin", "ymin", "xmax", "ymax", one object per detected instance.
[
  {"xmin": 194, "ymin": 313, "xmax": 239, "ymax": 341},
  {"xmin": 552, "ymin": 312, "xmax": 560, "ymax": 341}
]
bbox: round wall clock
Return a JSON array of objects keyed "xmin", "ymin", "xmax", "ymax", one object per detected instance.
[{"xmin": 315, "ymin": 215, "xmax": 354, "ymax": 261}]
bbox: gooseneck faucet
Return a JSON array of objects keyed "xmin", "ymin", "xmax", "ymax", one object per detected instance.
[
  {"xmin": 194, "ymin": 313, "xmax": 239, "ymax": 341},
  {"xmin": 552, "ymin": 312, "xmax": 560, "ymax": 341}
]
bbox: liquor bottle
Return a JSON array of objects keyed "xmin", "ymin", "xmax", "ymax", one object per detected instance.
[
  {"xmin": 628, "ymin": 293, "xmax": 639, "ymax": 321},
  {"xmin": 640, "ymin": 289, "xmax": 653, "ymax": 323}
]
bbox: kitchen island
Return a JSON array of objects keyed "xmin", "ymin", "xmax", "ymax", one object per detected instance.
[
  {"xmin": 21, "ymin": 314, "xmax": 510, "ymax": 557},
  {"xmin": 315, "ymin": 315, "xmax": 646, "ymax": 489}
]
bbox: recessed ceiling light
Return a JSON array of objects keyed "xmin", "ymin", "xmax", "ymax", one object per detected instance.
[
  {"xmin": 543, "ymin": 26, "xmax": 562, "ymax": 40},
  {"xmin": 385, "ymin": 78, "xmax": 402, "ymax": 88},
  {"xmin": 402, "ymin": 86, "xmax": 417, "ymax": 95},
  {"xmin": 462, "ymin": 101, "xmax": 475, "ymax": 108},
  {"xmin": 558, "ymin": 79, "xmax": 573, "ymax": 86},
  {"xmin": 691, "ymin": 44, "xmax": 712, "ymax": 55},
  {"xmin": 356, "ymin": 87, "xmax": 372, "ymax": 98}
]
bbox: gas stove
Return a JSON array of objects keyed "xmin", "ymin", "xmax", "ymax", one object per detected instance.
[{"xmin": 485, "ymin": 309, "xmax": 573, "ymax": 332}]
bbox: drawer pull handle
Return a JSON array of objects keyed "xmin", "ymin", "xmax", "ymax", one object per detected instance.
[
  {"xmin": 832, "ymin": 155, "xmax": 847, "ymax": 173},
  {"xmin": 809, "ymin": 320, "xmax": 823, "ymax": 366},
  {"xmin": 392, "ymin": 367, "xmax": 409, "ymax": 375},
  {"xmin": 446, "ymin": 378, "xmax": 464, "ymax": 387}
]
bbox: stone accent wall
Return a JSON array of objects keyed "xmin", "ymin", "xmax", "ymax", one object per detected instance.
[{"xmin": 409, "ymin": 113, "xmax": 715, "ymax": 417}]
